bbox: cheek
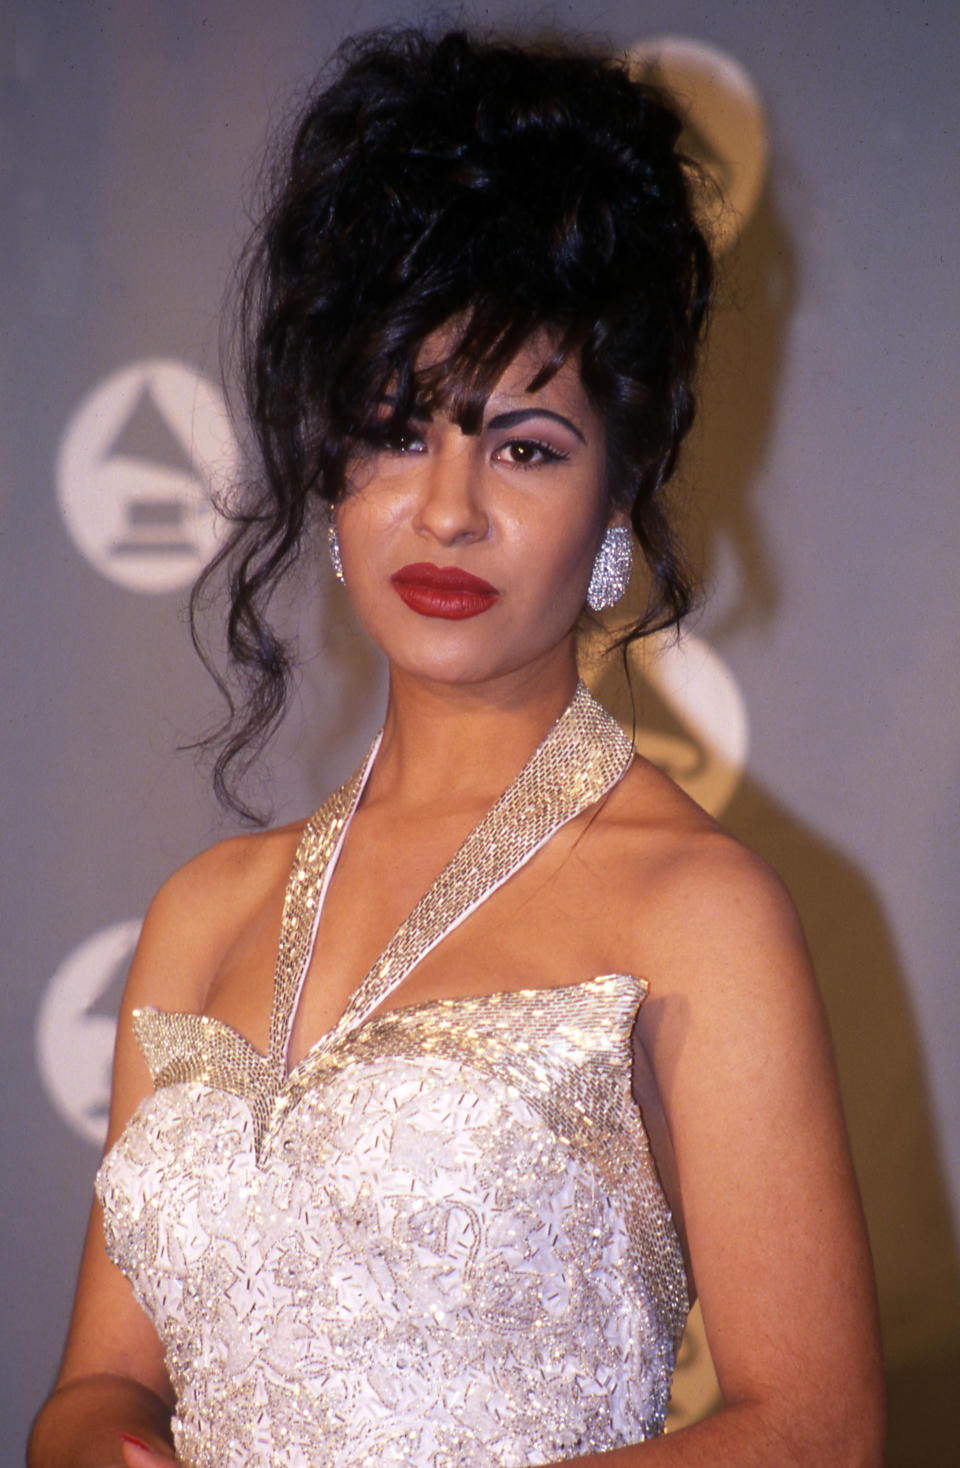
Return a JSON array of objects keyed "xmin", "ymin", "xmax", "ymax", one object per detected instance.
[
  {"xmin": 513, "ymin": 499, "xmax": 605, "ymax": 599},
  {"xmin": 335, "ymin": 492, "xmax": 403, "ymax": 572}
]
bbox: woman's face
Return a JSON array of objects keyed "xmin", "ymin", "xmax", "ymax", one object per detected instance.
[{"xmin": 334, "ymin": 334, "xmax": 624, "ymax": 689}]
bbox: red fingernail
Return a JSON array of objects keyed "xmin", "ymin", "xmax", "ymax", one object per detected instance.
[{"xmin": 119, "ymin": 1435, "xmax": 150, "ymax": 1451}]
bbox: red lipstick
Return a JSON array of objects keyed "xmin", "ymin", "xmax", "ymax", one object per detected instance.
[{"xmin": 390, "ymin": 562, "xmax": 499, "ymax": 619}]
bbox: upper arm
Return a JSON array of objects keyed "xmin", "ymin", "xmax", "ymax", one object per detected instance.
[
  {"xmin": 56, "ymin": 836, "xmax": 270, "ymax": 1398},
  {"xmin": 636, "ymin": 840, "xmax": 884, "ymax": 1449}
]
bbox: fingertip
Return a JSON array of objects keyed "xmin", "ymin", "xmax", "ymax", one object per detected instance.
[{"xmin": 119, "ymin": 1434, "xmax": 173, "ymax": 1467}]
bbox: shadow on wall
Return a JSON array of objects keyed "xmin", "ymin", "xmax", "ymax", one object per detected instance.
[
  {"xmin": 685, "ymin": 188, "xmax": 792, "ymax": 636},
  {"xmin": 592, "ymin": 654, "xmax": 960, "ymax": 1462},
  {"xmin": 733, "ymin": 771, "xmax": 960, "ymax": 1465},
  {"xmin": 590, "ymin": 181, "xmax": 960, "ymax": 1462}
]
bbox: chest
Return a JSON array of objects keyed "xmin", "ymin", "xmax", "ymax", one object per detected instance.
[{"xmin": 206, "ymin": 806, "xmax": 629, "ymax": 1068}]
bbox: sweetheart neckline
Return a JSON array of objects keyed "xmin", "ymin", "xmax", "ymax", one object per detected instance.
[{"xmin": 135, "ymin": 969, "xmax": 649, "ymax": 1092}]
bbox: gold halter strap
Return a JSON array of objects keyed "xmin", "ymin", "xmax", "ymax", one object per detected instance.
[{"xmin": 268, "ymin": 681, "xmax": 634, "ymax": 1072}]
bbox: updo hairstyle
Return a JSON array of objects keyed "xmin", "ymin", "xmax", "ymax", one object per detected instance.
[{"xmin": 195, "ymin": 27, "xmax": 713, "ymax": 816}]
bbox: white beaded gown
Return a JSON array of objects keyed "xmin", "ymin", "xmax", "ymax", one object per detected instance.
[{"xmin": 96, "ymin": 684, "xmax": 689, "ymax": 1468}]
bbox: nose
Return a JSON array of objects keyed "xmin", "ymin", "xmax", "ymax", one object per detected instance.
[{"xmin": 412, "ymin": 435, "xmax": 489, "ymax": 546}]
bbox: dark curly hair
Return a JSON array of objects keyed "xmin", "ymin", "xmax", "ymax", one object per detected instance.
[{"xmin": 193, "ymin": 27, "xmax": 713, "ymax": 817}]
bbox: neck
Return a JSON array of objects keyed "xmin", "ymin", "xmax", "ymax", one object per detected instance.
[{"xmin": 369, "ymin": 644, "xmax": 582, "ymax": 812}]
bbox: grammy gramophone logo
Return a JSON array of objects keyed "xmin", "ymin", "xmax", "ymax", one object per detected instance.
[
  {"xmin": 57, "ymin": 358, "xmax": 236, "ymax": 594},
  {"xmin": 36, "ymin": 919, "xmax": 142, "ymax": 1147}
]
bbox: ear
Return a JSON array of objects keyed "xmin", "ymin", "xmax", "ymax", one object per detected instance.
[{"xmin": 605, "ymin": 503, "xmax": 631, "ymax": 532}]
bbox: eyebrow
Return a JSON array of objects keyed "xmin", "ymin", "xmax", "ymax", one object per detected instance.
[
  {"xmin": 377, "ymin": 398, "xmax": 586, "ymax": 444},
  {"xmin": 486, "ymin": 408, "xmax": 587, "ymax": 443}
]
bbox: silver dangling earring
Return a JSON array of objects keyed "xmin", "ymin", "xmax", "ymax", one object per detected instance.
[
  {"xmin": 586, "ymin": 524, "xmax": 633, "ymax": 611},
  {"xmin": 327, "ymin": 521, "xmax": 345, "ymax": 585}
]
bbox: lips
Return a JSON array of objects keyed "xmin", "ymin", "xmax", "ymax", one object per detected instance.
[{"xmin": 390, "ymin": 562, "xmax": 500, "ymax": 620}]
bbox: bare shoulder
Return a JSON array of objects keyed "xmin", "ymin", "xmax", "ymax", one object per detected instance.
[
  {"xmin": 125, "ymin": 817, "xmax": 308, "ymax": 1016},
  {"xmin": 604, "ymin": 757, "xmax": 810, "ymax": 1005},
  {"xmin": 606, "ymin": 771, "xmax": 883, "ymax": 1456}
]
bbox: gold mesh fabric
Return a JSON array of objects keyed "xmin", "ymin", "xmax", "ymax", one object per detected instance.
[{"xmin": 135, "ymin": 680, "xmax": 635, "ymax": 1160}]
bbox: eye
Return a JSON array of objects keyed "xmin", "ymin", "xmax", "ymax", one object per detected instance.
[
  {"xmin": 359, "ymin": 421, "xmax": 426, "ymax": 455},
  {"xmin": 494, "ymin": 439, "xmax": 569, "ymax": 468},
  {"xmin": 382, "ymin": 426, "xmax": 425, "ymax": 455}
]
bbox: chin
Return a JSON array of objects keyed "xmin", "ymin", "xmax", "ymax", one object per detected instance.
[
  {"xmin": 389, "ymin": 632, "xmax": 578, "ymax": 691},
  {"xmin": 392, "ymin": 650, "xmax": 521, "ymax": 687},
  {"xmin": 356, "ymin": 598, "xmax": 580, "ymax": 688}
]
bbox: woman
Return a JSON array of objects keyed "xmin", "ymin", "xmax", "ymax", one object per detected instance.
[{"xmin": 30, "ymin": 28, "xmax": 884, "ymax": 1468}]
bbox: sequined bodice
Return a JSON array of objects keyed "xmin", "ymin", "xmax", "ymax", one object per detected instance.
[{"xmin": 97, "ymin": 685, "xmax": 689, "ymax": 1468}]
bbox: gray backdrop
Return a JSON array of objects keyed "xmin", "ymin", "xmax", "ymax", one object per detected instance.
[{"xmin": 4, "ymin": 2, "xmax": 958, "ymax": 1462}]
